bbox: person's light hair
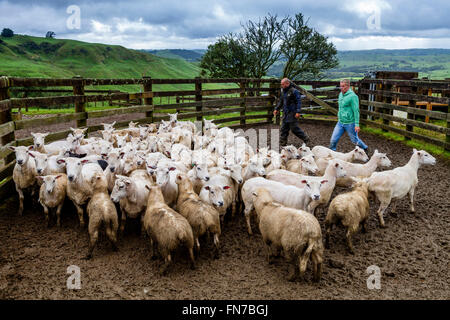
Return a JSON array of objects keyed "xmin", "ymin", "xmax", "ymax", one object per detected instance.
[
  {"xmin": 340, "ymin": 79, "xmax": 350, "ymax": 86},
  {"xmin": 281, "ymin": 78, "xmax": 290, "ymax": 84}
]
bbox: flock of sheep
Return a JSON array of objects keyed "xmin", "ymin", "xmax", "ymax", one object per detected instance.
[{"xmin": 7, "ymin": 113, "xmax": 436, "ymax": 281}]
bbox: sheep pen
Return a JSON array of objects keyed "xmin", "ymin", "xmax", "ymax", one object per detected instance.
[{"xmin": 0, "ymin": 121, "xmax": 448, "ymax": 299}]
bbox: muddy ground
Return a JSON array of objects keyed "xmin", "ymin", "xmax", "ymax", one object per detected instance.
[{"xmin": 1, "ymin": 120, "xmax": 449, "ymax": 299}]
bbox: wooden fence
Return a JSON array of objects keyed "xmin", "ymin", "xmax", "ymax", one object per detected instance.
[{"xmin": 0, "ymin": 75, "xmax": 449, "ymax": 200}]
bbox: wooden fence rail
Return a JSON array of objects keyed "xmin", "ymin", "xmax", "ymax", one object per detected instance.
[{"xmin": 0, "ymin": 75, "xmax": 449, "ymax": 200}]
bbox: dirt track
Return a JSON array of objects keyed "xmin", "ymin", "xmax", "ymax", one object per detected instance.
[{"xmin": 1, "ymin": 121, "xmax": 449, "ymax": 300}]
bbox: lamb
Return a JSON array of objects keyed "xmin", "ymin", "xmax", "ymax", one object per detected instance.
[
  {"xmin": 143, "ymin": 185, "xmax": 196, "ymax": 274},
  {"xmin": 325, "ymin": 177, "xmax": 370, "ymax": 254},
  {"xmin": 266, "ymin": 159, "xmax": 347, "ymax": 215},
  {"xmin": 252, "ymin": 188, "xmax": 324, "ymax": 282},
  {"xmin": 85, "ymin": 173, "xmax": 119, "ymax": 259},
  {"xmin": 59, "ymin": 157, "xmax": 105, "ymax": 227},
  {"xmin": 334, "ymin": 150, "xmax": 392, "ymax": 187},
  {"xmin": 312, "ymin": 145, "xmax": 369, "ymax": 163},
  {"xmin": 110, "ymin": 170, "xmax": 152, "ymax": 234},
  {"xmin": 31, "ymin": 132, "xmax": 49, "ymax": 153},
  {"xmin": 175, "ymin": 173, "xmax": 221, "ymax": 258},
  {"xmin": 241, "ymin": 177, "xmax": 325, "ymax": 235},
  {"xmin": 9, "ymin": 146, "xmax": 37, "ymax": 215},
  {"xmin": 285, "ymin": 153, "xmax": 318, "ymax": 175},
  {"xmin": 367, "ymin": 149, "xmax": 436, "ymax": 228},
  {"xmin": 37, "ymin": 174, "xmax": 67, "ymax": 227}
]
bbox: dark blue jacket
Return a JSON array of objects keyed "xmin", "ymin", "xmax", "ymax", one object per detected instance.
[{"xmin": 275, "ymin": 84, "xmax": 302, "ymax": 122}]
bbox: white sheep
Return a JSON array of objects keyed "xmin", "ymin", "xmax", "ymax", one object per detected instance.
[
  {"xmin": 241, "ymin": 177, "xmax": 325, "ymax": 235},
  {"xmin": 110, "ymin": 170, "xmax": 152, "ymax": 234},
  {"xmin": 9, "ymin": 146, "xmax": 37, "ymax": 215},
  {"xmin": 312, "ymin": 145, "xmax": 369, "ymax": 163},
  {"xmin": 37, "ymin": 174, "xmax": 67, "ymax": 227},
  {"xmin": 252, "ymin": 188, "xmax": 324, "ymax": 282},
  {"xmin": 367, "ymin": 149, "xmax": 436, "ymax": 228}
]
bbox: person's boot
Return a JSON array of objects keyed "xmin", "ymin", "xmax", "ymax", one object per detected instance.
[
  {"xmin": 303, "ymin": 136, "xmax": 311, "ymax": 146},
  {"xmin": 364, "ymin": 147, "xmax": 370, "ymax": 156}
]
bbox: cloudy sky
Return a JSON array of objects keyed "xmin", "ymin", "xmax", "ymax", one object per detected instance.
[{"xmin": 1, "ymin": 0, "xmax": 449, "ymax": 50}]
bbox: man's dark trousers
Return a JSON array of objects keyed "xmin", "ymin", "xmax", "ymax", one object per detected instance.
[{"xmin": 280, "ymin": 112, "xmax": 309, "ymax": 146}]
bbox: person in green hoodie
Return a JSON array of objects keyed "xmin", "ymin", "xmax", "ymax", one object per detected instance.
[{"xmin": 329, "ymin": 79, "xmax": 368, "ymax": 154}]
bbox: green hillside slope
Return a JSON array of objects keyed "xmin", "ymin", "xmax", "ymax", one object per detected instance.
[{"xmin": 0, "ymin": 35, "xmax": 201, "ymax": 79}]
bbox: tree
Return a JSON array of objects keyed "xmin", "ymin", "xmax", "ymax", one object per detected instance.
[
  {"xmin": 199, "ymin": 33, "xmax": 252, "ymax": 78},
  {"xmin": 241, "ymin": 14, "xmax": 286, "ymax": 78},
  {"xmin": 200, "ymin": 13, "xmax": 338, "ymax": 80},
  {"xmin": 280, "ymin": 13, "xmax": 338, "ymax": 80},
  {"xmin": 1, "ymin": 28, "xmax": 14, "ymax": 37},
  {"xmin": 45, "ymin": 31, "xmax": 56, "ymax": 39}
]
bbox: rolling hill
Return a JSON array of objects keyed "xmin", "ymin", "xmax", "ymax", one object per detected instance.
[{"xmin": 0, "ymin": 35, "xmax": 201, "ymax": 80}]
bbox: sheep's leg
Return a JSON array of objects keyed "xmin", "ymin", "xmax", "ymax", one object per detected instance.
[
  {"xmin": 307, "ymin": 201, "xmax": 319, "ymax": 216},
  {"xmin": 42, "ymin": 205, "xmax": 50, "ymax": 227},
  {"xmin": 212, "ymin": 233, "xmax": 220, "ymax": 259},
  {"xmin": 299, "ymin": 241, "xmax": 315, "ymax": 281},
  {"xmin": 106, "ymin": 226, "xmax": 118, "ymax": 252},
  {"xmin": 286, "ymin": 254, "xmax": 298, "ymax": 282},
  {"xmin": 244, "ymin": 205, "xmax": 253, "ymax": 235},
  {"xmin": 56, "ymin": 203, "xmax": 63, "ymax": 228},
  {"xmin": 361, "ymin": 219, "xmax": 368, "ymax": 233},
  {"xmin": 74, "ymin": 203, "xmax": 85, "ymax": 228},
  {"xmin": 346, "ymin": 229, "xmax": 355, "ymax": 255},
  {"xmin": 376, "ymin": 197, "xmax": 390, "ymax": 228},
  {"xmin": 159, "ymin": 250, "xmax": 171, "ymax": 275},
  {"xmin": 85, "ymin": 229, "xmax": 98, "ymax": 260},
  {"xmin": 188, "ymin": 246, "xmax": 196, "ymax": 270},
  {"xmin": 16, "ymin": 187, "xmax": 24, "ymax": 216},
  {"xmin": 119, "ymin": 211, "xmax": 126, "ymax": 235},
  {"xmin": 311, "ymin": 250, "xmax": 323, "ymax": 282},
  {"xmin": 231, "ymin": 200, "xmax": 237, "ymax": 218},
  {"xmin": 409, "ymin": 188, "xmax": 415, "ymax": 213},
  {"xmin": 325, "ymin": 223, "xmax": 333, "ymax": 249},
  {"xmin": 195, "ymin": 237, "xmax": 201, "ymax": 256},
  {"xmin": 149, "ymin": 239, "xmax": 158, "ymax": 260}
]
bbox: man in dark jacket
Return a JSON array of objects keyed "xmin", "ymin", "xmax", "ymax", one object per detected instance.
[{"xmin": 273, "ymin": 78, "xmax": 310, "ymax": 146}]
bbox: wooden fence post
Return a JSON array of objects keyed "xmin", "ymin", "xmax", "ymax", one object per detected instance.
[
  {"xmin": 72, "ymin": 75, "xmax": 86, "ymax": 129},
  {"xmin": 142, "ymin": 76, "xmax": 153, "ymax": 123},
  {"xmin": 268, "ymin": 81, "xmax": 277, "ymax": 124},
  {"xmin": 444, "ymin": 90, "xmax": 450, "ymax": 152},
  {"xmin": 240, "ymin": 80, "xmax": 247, "ymax": 126},
  {"xmin": 0, "ymin": 76, "xmax": 15, "ymax": 151},
  {"xmin": 405, "ymin": 86, "xmax": 418, "ymax": 141},
  {"xmin": 381, "ymin": 83, "xmax": 393, "ymax": 131},
  {"xmin": 195, "ymin": 77, "xmax": 203, "ymax": 131}
]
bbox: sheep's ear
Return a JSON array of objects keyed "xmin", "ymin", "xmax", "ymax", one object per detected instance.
[
  {"xmin": 223, "ymin": 166, "xmax": 230, "ymax": 170},
  {"xmin": 145, "ymin": 185, "xmax": 151, "ymax": 191},
  {"xmin": 335, "ymin": 162, "xmax": 339, "ymax": 167},
  {"xmin": 28, "ymin": 151, "xmax": 35, "ymax": 158},
  {"xmin": 166, "ymin": 151, "xmax": 171, "ymax": 157},
  {"xmin": 301, "ymin": 180, "xmax": 307, "ymax": 184},
  {"xmin": 223, "ymin": 186, "xmax": 230, "ymax": 190},
  {"xmin": 81, "ymin": 159, "xmax": 90, "ymax": 164},
  {"xmin": 124, "ymin": 180, "xmax": 131, "ymax": 186},
  {"xmin": 81, "ymin": 128, "xmax": 87, "ymax": 133},
  {"xmin": 169, "ymin": 167, "xmax": 176, "ymax": 171},
  {"xmin": 55, "ymin": 175, "xmax": 62, "ymax": 179},
  {"xmin": 8, "ymin": 146, "xmax": 15, "ymax": 151},
  {"xmin": 36, "ymin": 176, "xmax": 44, "ymax": 183},
  {"xmin": 176, "ymin": 174, "xmax": 182, "ymax": 181},
  {"xmin": 417, "ymin": 151, "xmax": 421, "ymax": 156},
  {"xmin": 57, "ymin": 158, "xmax": 66, "ymax": 164},
  {"xmin": 321, "ymin": 180, "xmax": 328, "ymax": 184},
  {"xmin": 205, "ymin": 186, "xmax": 210, "ymax": 190},
  {"xmin": 31, "ymin": 132, "xmax": 36, "ymax": 137},
  {"xmin": 111, "ymin": 121, "xmax": 116, "ymax": 126},
  {"xmin": 374, "ymin": 149, "xmax": 379, "ymax": 154},
  {"xmin": 413, "ymin": 148, "xmax": 417, "ymax": 153},
  {"xmin": 28, "ymin": 145, "xmax": 34, "ymax": 151},
  {"xmin": 70, "ymin": 127, "xmax": 76, "ymax": 132},
  {"xmin": 252, "ymin": 191, "xmax": 258, "ymax": 197}
]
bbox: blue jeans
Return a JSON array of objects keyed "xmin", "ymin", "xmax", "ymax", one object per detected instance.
[{"xmin": 329, "ymin": 122, "xmax": 368, "ymax": 151}]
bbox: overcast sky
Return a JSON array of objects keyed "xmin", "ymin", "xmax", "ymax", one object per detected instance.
[{"xmin": 1, "ymin": 0, "xmax": 449, "ymax": 50}]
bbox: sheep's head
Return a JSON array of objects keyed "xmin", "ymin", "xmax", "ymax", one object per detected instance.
[
  {"xmin": 204, "ymin": 185, "xmax": 229, "ymax": 208},
  {"xmin": 9, "ymin": 146, "xmax": 33, "ymax": 166},
  {"xmin": 301, "ymin": 154, "xmax": 318, "ymax": 174},
  {"xmin": 298, "ymin": 143, "xmax": 312, "ymax": 157},
  {"xmin": 29, "ymin": 151, "xmax": 49, "ymax": 175},
  {"xmin": 155, "ymin": 166, "xmax": 176, "ymax": 186},
  {"xmin": 330, "ymin": 160, "xmax": 346, "ymax": 178},
  {"xmin": 61, "ymin": 157, "xmax": 90, "ymax": 182},
  {"xmin": 248, "ymin": 156, "xmax": 265, "ymax": 176},
  {"xmin": 31, "ymin": 132, "xmax": 48, "ymax": 149},
  {"xmin": 302, "ymin": 179, "xmax": 327, "ymax": 201},
  {"xmin": 111, "ymin": 175, "xmax": 131, "ymax": 202},
  {"xmin": 413, "ymin": 149, "xmax": 436, "ymax": 166},
  {"xmin": 281, "ymin": 145, "xmax": 300, "ymax": 160},
  {"xmin": 224, "ymin": 164, "xmax": 243, "ymax": 184},
  {"xmin": 373, "ymin": 150, "xmax": 392, "ymax": 168},
  {"xmin": 192, "ymin": 162, "xmax": 210, "ymax": 181},
  {"xmin": 353, "ymin": 146, "xmax": 369, "ymax": 162},
  {"xmin": 38, "ymin": 174, "xmax": 64, "ymax": 194}
]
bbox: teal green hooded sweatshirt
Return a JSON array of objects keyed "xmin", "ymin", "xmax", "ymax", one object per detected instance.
[{"xmin": 338, "ymin": 89, "xmax": 360, "ymax": 126}]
